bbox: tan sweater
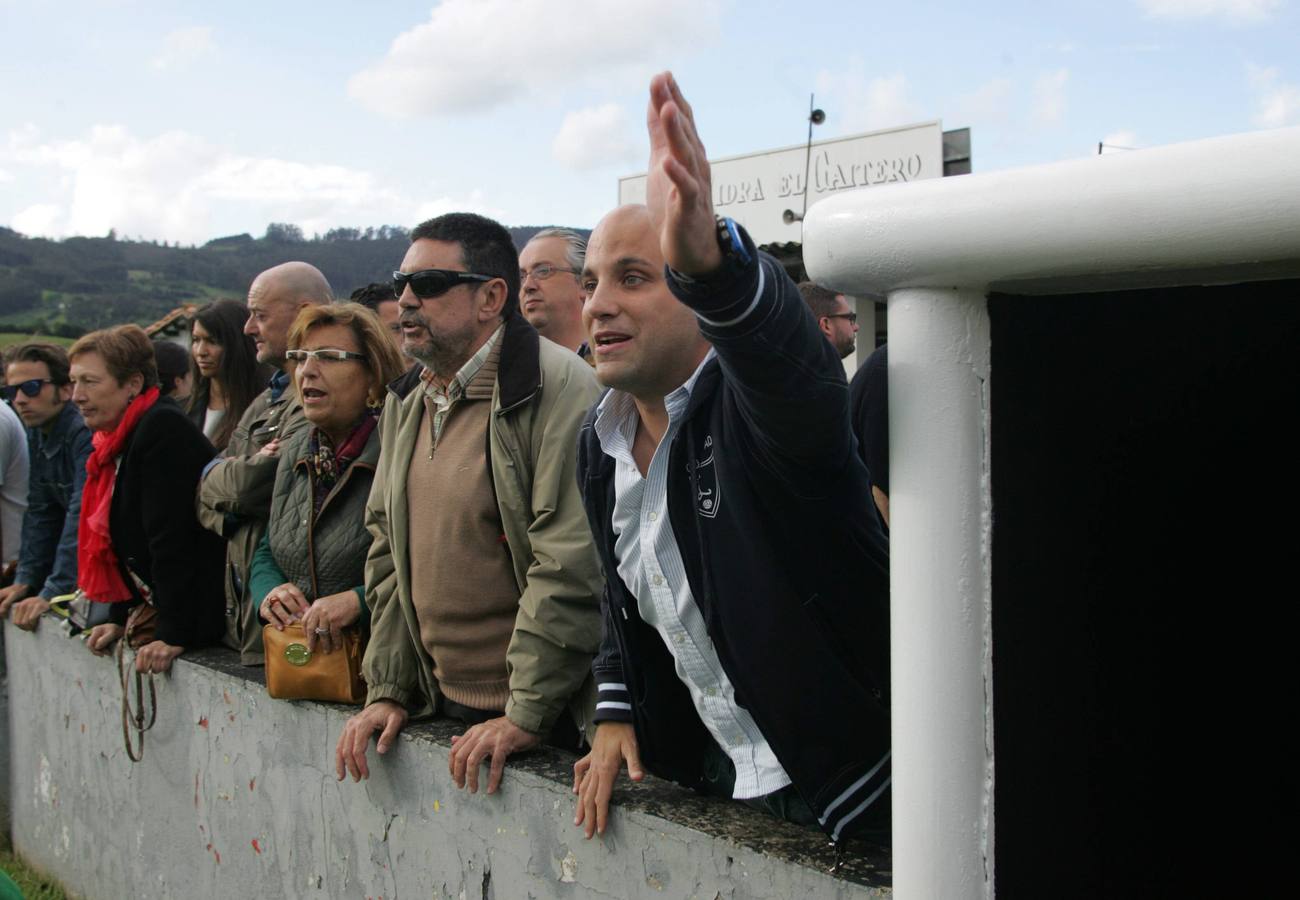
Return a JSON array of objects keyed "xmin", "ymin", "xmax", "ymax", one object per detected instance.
[{"xmin": 406, "ymin": 348, "xmax": 520, "ymax": 712}]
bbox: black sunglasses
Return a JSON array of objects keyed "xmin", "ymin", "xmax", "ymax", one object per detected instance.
[
  {"xmin": 0, "ymin": 378, "xmax": 55, "ymax": 401},
  {"xmin": 392, "ymin": 268, "xmax": 494, "ymax": 300}
]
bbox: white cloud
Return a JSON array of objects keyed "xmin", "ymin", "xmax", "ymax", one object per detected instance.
[
  {"xmin": 814, "ymin": 65, "xmax": 924, "ymax": 133},
  {"xmin": 551, "ymin": 103, "xmax": 638, "ymax": 171},
  {"xmin": 348, "ymin": 0, "xmax": 723, "ymax": 119},
  {"xmin": 1247, "ymin": 64, "xmax": 1300, "ymax": 127},
  {"xmin": 152, "ymin": 26, "xmax": 215, "ymax": 71},
  {"xmin": 1137, "ymin": 0, "xmax": 1280, "ymax": 22},
  {"xmin": 0, "ymin": 168, "xmax": 13, "ymax": 184},
  {"xmin": 1032, "ymin": 68, "xmax": 1069, "ymax": 125},
  {"xmin": 1, "ymin": 124, "xmax": 495, "ymax": 243},
  {"xmin": 412, "ymin": 190, "xmax": 507, "ymax": 225},
  {"xmin": 12, "ymin": 204, "xmax": 63, "ymax": 236}
]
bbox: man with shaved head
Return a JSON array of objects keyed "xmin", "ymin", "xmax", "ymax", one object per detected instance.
[
  {"xmin": 197, "ymin": 260, "xmax": 332, "ymax": 664},
  {"xmin": 571, "ymin": 73, "xmax": 891, "ymax": 844}
]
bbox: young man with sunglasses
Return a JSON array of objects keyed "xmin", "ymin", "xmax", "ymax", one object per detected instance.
[
  {"xmin": 518, "ymin": 228, "xmax": 590, "ymax": 358},
  {"xmin": 196, "ymin": 261, "xmax": 331, "ymax": 664},
  {"xmin": 335, "ymin": 212, "xmax": 604, "ymax": 798},
  {"xmin": 0, "ymin": 343, "xmax": 92, "ymax": 631}
]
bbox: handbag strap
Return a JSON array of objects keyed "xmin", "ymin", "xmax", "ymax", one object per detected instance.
[{"xmin": 117, "ymin": 640, "xmax": 157, "ymax": 763}]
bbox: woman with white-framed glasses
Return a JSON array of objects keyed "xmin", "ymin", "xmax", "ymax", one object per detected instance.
[{"xmin": 250, "ymin": 303, "xmax": 404, "ymax": 664}]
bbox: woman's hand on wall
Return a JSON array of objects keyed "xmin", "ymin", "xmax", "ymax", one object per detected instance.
[
  {"xmin": 86, "ymin": 623, "xmax": 124, "ymax": 656},
  {"xmin": 135, "ymin": 640, "xmax": 183, "ymax": 674}
]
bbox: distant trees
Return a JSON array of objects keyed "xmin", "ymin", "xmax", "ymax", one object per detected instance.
[
  {"xmin": 0, "ymin": 223, "xmax": 572, "ymax": 335},
  {"xmin": 264, "ymin": 222, "xmax": 305, "ymax": 243}
]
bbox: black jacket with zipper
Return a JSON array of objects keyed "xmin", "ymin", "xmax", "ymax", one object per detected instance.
[
  {"xmin": 108, "ymin": 398, "xmax": 226, "ymax": 648},
  {"xmin": 579, "ymin": 231, "xmax": 891, "ymax": 841}
]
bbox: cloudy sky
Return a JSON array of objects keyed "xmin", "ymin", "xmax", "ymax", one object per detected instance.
[{"xmin": 1, "ymin": 0, "xmax": 1296, "ymax": 245}]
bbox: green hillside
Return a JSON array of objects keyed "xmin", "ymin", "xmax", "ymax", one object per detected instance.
[{"xmin": 0, "ymin": 223, "xmax": 576, "ymax": 337}]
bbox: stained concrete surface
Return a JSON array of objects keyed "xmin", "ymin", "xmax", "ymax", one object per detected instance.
[{"xmin": 4, "ymin": 620, "xmax": 890, "ymax": 898}]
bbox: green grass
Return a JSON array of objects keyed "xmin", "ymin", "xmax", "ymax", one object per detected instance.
[
  {"xmin": 0, "ymin": 333, "xmax": 75, "ymax": 348},
  {"xmin": 0, "ymin": 836, "xmax": 68, "ymax": 899}
]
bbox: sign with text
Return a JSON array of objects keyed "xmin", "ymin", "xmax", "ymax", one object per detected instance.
[{"xmin": 618, "ymin": 121, "xmax": 943, "ymax": 246}]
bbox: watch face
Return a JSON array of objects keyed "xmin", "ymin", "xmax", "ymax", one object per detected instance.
[
  {"xmin": 717, "ymin": 217, "xmax": 751, "ymax": 270},
  {"xmin": 720, "ymin": 218, "xmax": 751, "ymax": 262}
]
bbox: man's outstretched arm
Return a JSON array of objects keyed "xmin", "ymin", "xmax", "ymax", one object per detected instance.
[{"xmin": 645, "ymin": 71, "xmax": 856, "ymax": 482}]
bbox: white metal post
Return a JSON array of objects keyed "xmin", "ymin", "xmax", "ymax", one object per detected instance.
[{"xmin": 887, "ymin": 287, "xmax": 993, "ymax": 900}]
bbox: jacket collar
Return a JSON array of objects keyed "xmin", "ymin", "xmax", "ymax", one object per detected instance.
[
  {"xmin": 35, "ymin": 401, "xmax": 86, "ymax": 457},
  {"xmin": 387, "ymin": 314, "xmax": 542, "ymax": 411},
  {"xmin": 267, "ymin": 368, "xmax": 292, "ymax": 403}
]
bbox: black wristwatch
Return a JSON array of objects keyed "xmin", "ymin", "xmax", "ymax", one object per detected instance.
[{"xmin": 670, "ymin": 216, "xmax": 753, "ymax": 290}]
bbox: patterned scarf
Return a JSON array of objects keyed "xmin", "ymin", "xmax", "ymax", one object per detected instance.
[
  {"xmin": 306, "ymin": 412, "xmax": 378, "ymax": 514},
  {"xmin": 79, "ymin": 387, "xmax": 160, "ymax": 603}
]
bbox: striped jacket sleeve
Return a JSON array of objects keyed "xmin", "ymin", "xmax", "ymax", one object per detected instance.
[{"xmin": 591, "ymin": 586, "xmax": 632, "ymax": 724}]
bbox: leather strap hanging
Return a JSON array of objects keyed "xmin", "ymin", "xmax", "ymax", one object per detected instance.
[{"xmin": 117, "ymin": 603, "xmax": 159, "ymax": 762}]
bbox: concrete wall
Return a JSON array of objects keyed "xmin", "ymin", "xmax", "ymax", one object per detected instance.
[{"xmin": 4, "ymin": 621, "xmax": 889, "ymax": 899}]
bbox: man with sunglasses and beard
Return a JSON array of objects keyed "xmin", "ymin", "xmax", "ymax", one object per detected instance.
[
  {"xmin": 335, "ymin": 213, "xmax": 604, "ymax": 798},
  {"xmin": 0, "ymin": 343, "xmax": 91, "ymax": 631}
]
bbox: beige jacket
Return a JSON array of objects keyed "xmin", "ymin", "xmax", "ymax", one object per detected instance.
[
  {"xmin": 363, "ymin": 318, "xmax": 602, "ymax": 735},
  {"xmin": 197, "ymin": 379, "xmax": 307, "ymax": 664}
]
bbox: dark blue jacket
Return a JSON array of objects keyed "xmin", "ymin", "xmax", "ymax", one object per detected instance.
[
  {"xmin": 14, "ymin": 403, "xmax": 92, "ymax": 599},
  {"xmin": 579, "ymin": 233, "xmax": 891, "ymax": 841}
]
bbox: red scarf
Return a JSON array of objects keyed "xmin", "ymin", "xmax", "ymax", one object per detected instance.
[{"xmin": 79, "ymin": 387, "xmax": 160, "ymax": 603}]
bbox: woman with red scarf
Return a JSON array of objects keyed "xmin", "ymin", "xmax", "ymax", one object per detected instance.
[
  {"xmin": 252, "ymin": 304, "xmax": 404, "ymax": 660},
  {"xmin": 71, "ymin": 325, "xmax": 225, "ymax": 673}
]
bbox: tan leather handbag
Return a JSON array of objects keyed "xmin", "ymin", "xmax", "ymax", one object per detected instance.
[{"xmin": 263, "ymin": 623, "xmax": 366, "ymax": 704}]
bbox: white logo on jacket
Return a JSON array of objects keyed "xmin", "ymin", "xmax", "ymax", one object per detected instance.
[{"xmin": 695, "ymin": 433, "xmax": 720, "ymax": 519}]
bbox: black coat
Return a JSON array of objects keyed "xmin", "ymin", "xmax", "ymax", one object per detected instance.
[
  {"xmin": 580, "ymin": 237, "xmax": 891, "ymax": 842},
  {"xmin": 108, "ymin": 398, "xmax": 226, "ymax": 648}
]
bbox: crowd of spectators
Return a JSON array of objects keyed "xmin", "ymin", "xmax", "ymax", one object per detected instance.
[{"xmin": 0, "ymin": 73, "xmax": 892, "ymax": 847}]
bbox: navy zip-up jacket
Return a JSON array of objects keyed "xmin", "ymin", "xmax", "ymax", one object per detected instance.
[{"xmin": 578, "ymin": 230, "xmax": 892, "ymax": 841}]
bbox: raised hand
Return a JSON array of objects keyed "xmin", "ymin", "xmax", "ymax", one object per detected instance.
[{"xmin": 645, "ymin": 72, "xmax": 722, "ymax": 278}]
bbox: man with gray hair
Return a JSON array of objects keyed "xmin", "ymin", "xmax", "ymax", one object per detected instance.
[
  {"xmin": 518, "ymin": 228, "xmax": 590, "ymax": 358},
  {"xmin": 197, "ymin": 260, "xmax": 332, "ymax": 664}
]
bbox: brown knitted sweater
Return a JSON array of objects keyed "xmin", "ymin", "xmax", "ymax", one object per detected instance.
[{"xmin": 406, "ymin": 346, "xmax": 519, "ymax": 713}]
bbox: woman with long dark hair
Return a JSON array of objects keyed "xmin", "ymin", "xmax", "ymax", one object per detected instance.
[{"xmin": 187, "ymin": 299, "xmax": 272, "ymax": 451}]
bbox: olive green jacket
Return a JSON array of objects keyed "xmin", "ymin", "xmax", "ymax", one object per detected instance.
[
  {"xmin": 363, "ymin": 318, "xmax": 602, "ymax": 735},
  {"xmin": 197, "ymin": 380, "xmax": 307, "ymax": 664}
]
